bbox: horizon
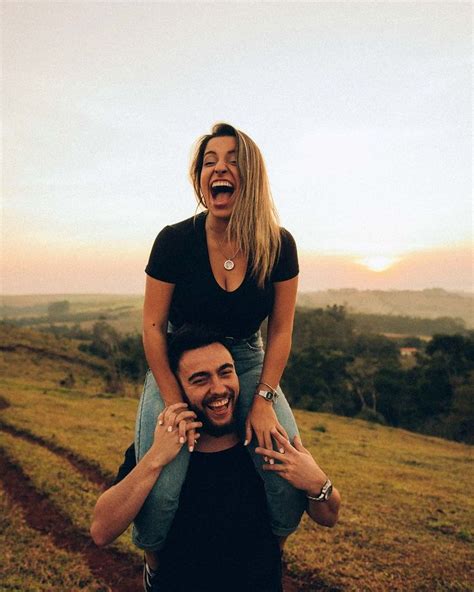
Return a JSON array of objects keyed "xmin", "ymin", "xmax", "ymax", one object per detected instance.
[{"xmin": 3, "ymin": 286, "xmax": 473, "ymax": 299}]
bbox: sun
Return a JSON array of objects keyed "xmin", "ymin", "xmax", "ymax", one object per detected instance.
[{"xmin": 358, "ymin": 255, "xmax": 399, "ymax": 272}]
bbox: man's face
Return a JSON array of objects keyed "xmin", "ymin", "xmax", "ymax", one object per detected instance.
[{"xmin": 177, "ymin": 343, "xmax": 239, "ymax": 437}]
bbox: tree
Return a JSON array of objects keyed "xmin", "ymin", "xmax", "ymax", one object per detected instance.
[
  {"xmin": 87, "ymin": 322, "xmax": 124, "ymax": 394},
  {"xmin": 346, "ymin": 357, "xmax": 380, "ymax": 413}
]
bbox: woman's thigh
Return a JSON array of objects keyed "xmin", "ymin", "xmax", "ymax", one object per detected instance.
[{"xmin": 231, "ymin": 342, "xmax": 306, "ymax": 535}]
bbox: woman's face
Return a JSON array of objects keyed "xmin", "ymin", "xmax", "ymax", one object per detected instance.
[{"xmin": 200, "ymin": 136, "xmax": 240, "ymax": 221}]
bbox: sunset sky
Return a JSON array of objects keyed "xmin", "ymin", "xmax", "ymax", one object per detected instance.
[{"xmin": 3, "ymin": 2, "xmax": 472, "ymax": 294}]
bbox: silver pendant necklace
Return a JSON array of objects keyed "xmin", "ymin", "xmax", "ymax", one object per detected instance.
[
  {"xmin": 222, "ymin": 245, "xmax": 240, "ymax": 271},
  {"xmin": 217, "ymin": 236, "xmax": 240, "ymax": 270},
  {"xmin": 207, "ymin": 219, "xmax": 240, "ymax": 271}
]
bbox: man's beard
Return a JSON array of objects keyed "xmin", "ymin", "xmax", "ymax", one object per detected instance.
[{"xmin": 183, "ymin": 392, "xmax": 237, "ymax": 437}]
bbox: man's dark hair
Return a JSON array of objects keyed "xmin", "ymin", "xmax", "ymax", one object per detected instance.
[{"xmin": 167, "ymin": 325, "xmax": 231, "ymax": 375}]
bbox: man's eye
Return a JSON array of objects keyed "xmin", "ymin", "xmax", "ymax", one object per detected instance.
[{"xmin": 193, "ymin": 378, "xmax": 207, "ymax": 385}]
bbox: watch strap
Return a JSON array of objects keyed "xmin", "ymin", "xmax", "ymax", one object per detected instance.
[{"xmin": 306, "ymin": 478, "xmax": 333, "ymax": 502}]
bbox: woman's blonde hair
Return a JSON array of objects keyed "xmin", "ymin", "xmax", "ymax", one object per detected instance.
[{"xmin": 190, "ymin": 123, "xmax": 281, "ymax": 288}]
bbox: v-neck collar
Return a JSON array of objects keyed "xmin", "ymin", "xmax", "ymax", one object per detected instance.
[{"xmin": 197, "ymin": 213, "xmax": 248, "ymax": 294}]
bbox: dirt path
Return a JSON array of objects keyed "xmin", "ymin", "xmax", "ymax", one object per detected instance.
[
  {"xmin": 0, "ymin": 448, "xmax": 143, "ymax": 591},
  {"xmin": 0, "ymin": 420, "xmax": 108, "ymax": 486},
  {"xmin": 0, "ymin": 418, "xmax": 311, "ymax": 591}
]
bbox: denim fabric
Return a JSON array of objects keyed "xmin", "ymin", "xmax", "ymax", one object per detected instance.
[{"xmin": 132, "ymin": 332, "xmax": 307, "ymax": 550}]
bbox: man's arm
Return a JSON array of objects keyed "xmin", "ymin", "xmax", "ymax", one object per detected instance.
[
  {"xmin": 90, "ymin": 404, "xmax": 201, "ymax": 547},
  {"xmin": 255, "ymin": 429, "xmax": 341, "ymax": 527}
]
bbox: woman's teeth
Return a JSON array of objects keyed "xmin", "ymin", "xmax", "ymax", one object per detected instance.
[{"xmin": 210, "ymin": 181, "xmax": 234, "ymax": 198}]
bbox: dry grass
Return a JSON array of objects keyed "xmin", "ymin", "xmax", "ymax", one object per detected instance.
[
  {"xmin": 1, "ymin": 326, "xmax": 473, "ymax": 591},
  {"xmin": 0, "ymin": 486, "xmax": 106, "ymax": 591}
]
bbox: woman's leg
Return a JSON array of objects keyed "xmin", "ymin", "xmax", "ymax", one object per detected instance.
[
  {"xmin": 133, "ymin": 370, "xmax": 190, "ymax": 551},
  {"xmin": 231, "ymin": 340, "xmax": 307, "ymax": 537}
]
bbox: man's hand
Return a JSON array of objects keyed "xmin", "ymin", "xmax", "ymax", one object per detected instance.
[
  {"xmin": 245, "ymin": 397, "xmax": 289, "ymax": 458},
  {"xmin": 256, "ymin": 429, "xmax": 340, "ymax": 527},
  {"xmin": 148, "ymin": 403, "xmax": 202, "ymax": 468},
  {"xmin": 255, "ymin": 429, "xmax": 326, "ymax": 494}
]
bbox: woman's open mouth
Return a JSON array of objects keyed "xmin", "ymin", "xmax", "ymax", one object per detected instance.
[{"xmin": 210, "ymin": 180, "xmax": 234, "ymax": 200}]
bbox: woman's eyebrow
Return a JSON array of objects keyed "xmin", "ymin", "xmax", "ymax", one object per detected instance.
[{"xmin": 204, "ymin": 150, "xmax": 236, "ymax": 157}]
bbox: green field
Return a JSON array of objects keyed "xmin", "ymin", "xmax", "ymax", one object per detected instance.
[{"xmin": 0, "ymin": 326, "xmax": 473, "ymax": 591}]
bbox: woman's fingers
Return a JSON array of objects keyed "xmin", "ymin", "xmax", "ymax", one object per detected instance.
[
  {"xmin": 163, "ymin": 403, "xmax": 188, "ymax": 431},
  {"xmin": 178, "ymin": 419, "xmax": 187, "ymax": 444},
  {"xmin": 187, "ymin": 427, "xmax": 196, "ymax": 452},
  {"xmin": 174, "ymin": 410, "xmax": 197, "ymax": 424},
  {"xmin": 244, "ymin": 420, "xmax": 253, "ymax": 447},
  {"xmin": 270, "ymin": 429, "xmax": 294, "ymax": 453},
  {"xmin": 263, "ymin": 432, "xmax": 274, "ymax": 463},
  {"xmin": 274, "ymin": 424, "xmax": 289, "ymax": 453}
]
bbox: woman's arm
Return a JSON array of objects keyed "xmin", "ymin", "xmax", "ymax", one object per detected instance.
[
  {"xmin": 142, "ymin": 275, "xmax": 183, "ymax": 405},
  {"xmin": 245, "ymin": 276, "xmax": 298, "ymax": 451},
  {"xmin": 143, "ymin": 276, "xmax": 198, "ymax": 451},
  {"xmin": 260, "ymin": 275, "xmax": 298, "ymax": 392}
]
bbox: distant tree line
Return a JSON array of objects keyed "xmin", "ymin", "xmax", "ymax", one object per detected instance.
[
  {"xmin": 351, "ymin": 312, "xmax": 465, "ymax": 336},
  {"xmin": 40, "ymin": 307, "xmax": 474, "ymax": 444},
  {"xmin": 282, "ymin": 307, "xmax": 474, "ymax": 443}
]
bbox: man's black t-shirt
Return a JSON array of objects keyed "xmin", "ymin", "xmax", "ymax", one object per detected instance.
[
  {"xmin": 114, "ymin": 443, "xmax": 282, "ymax": 592},
  {"xmin": 145, "ymin": 213, "xmax": 298, "ymax": 338}
]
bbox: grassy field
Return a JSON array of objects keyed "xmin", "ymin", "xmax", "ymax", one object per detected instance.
[{"xmin": 1, "ymin": 326, "xmax": 473, "ymax": 591}]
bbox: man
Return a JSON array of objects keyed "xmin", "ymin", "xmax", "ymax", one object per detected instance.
[{"xmin": 91, "ymin": 326, "xmax": 340, "ymax": 592}]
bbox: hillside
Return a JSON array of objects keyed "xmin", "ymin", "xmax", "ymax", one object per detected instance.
[
  {"xmin": 0, "ymin": 326, "xmax": 472, "ymax": 591},
  {"xmin": 297, "ymin": 288, "xmax": 474, "ymax": 328}
]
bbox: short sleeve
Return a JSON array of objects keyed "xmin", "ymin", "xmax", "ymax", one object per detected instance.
[
  {"xmin": 112, "ymin": 444, "xmax": 136, "ymax": 485},
  {"xmin": 271, "ymin": 228, "xmax": 299, "ymax": 282},
  {"xmin": 145, "ymin": 226, "xmax": 180, "ymax": 283}
]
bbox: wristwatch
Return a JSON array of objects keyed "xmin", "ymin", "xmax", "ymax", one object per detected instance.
[
  {"xmin": 306, "ymin": 478, "xmax": 333, "ymax": 502},
  {"xmin": 256, "ymin": 389, "xmax": 279, "ymax": 403}
]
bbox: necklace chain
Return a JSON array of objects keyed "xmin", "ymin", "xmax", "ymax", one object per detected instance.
[{"xmin": 206, "ymin": 219, "xmax": 240, "ymax": 271}]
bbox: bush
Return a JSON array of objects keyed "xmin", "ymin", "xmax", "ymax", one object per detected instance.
[{"xmin": 355, "ymin": 408, "xmax": 387, "ymax": 425}]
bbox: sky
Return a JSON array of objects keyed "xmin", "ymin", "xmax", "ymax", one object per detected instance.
[{"xmin": 2, "ymin": 1, "xmax": 472, "ymax": 294}]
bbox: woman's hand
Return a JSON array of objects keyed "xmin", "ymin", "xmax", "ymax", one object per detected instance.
[
  {"xmin": 149, "ymin": 403, "xmax": 202, "ymax": 467},
  {"xmin": 244, "ymin": 396, "xmax": 289, "ymax": 458}
]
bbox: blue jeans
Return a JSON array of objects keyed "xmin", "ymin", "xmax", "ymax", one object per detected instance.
[{"xmin": 133, "ymin": 332, "xmax": 307, "ymax": 550}]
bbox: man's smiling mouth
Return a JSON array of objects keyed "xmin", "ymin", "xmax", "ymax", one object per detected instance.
[{"xmin": 206, "ymin": 396, "xmax": 230, "ymax": 410}]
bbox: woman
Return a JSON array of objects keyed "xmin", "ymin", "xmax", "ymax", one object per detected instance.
[{"xmin": 134, "ymin": 123, "xmax": 307, "ymax": 553}]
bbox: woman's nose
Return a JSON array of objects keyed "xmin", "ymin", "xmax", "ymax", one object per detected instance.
[{"xmin": 214, "ymin": 161, "xmax": 228, "ymax": 174}]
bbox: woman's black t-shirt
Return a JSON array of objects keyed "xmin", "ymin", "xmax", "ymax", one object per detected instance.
[{"xmin": 145, "ymin": 213, "xmax": 298, "ymax": 339}]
